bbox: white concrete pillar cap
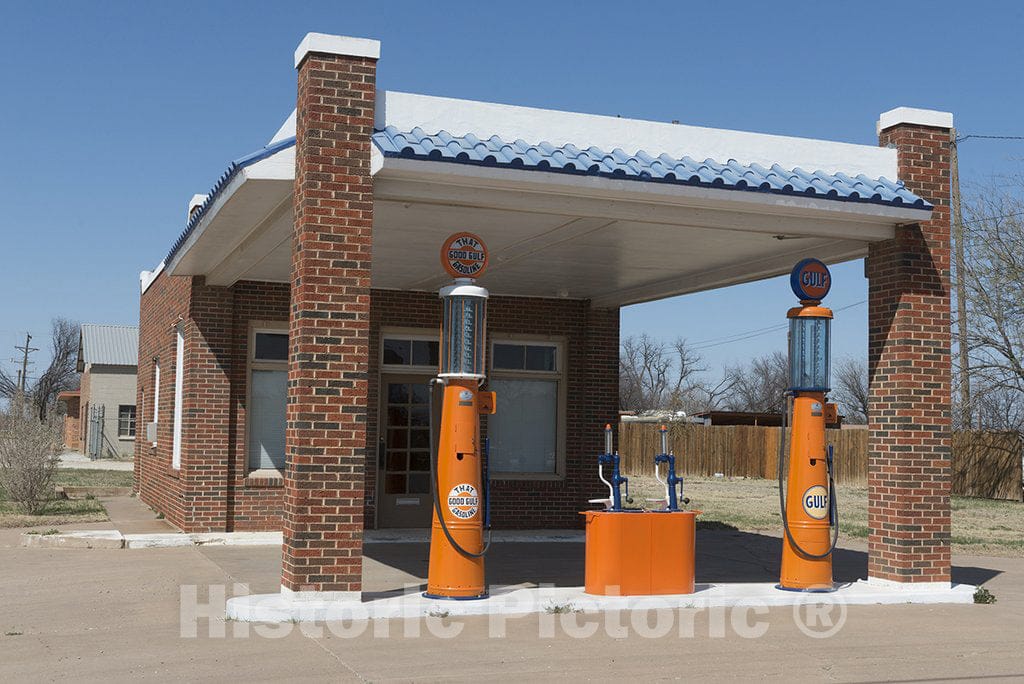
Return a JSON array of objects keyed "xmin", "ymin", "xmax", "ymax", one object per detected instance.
[
  {"xmin": 294, "ymin": 32, "xmax": 381, "ymax": 68},
  {"xmin": 877, "ymin": 107, "xmax": 954, "ymax": 134}
]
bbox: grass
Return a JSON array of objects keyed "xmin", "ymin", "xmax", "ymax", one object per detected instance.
[
  {"xmin": 0, "ymin": 468, "xmax": 126, "ymax": 528},
  {"xmin": 55, "ymin": 469, "xmax": 133, "ymax": 488},
  {"xmin": 631, "ymin": 475, "xmax": 1024, "ymax": 558}
]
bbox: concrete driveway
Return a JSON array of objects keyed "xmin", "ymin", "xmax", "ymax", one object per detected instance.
[{"xmin": 1, "ymin": 518, "xmax": 1022, "ymax": 681}]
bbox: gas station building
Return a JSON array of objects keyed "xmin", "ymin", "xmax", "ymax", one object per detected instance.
[{"xmin": 135, "ymin": 32, "xmax": 953, "ymax": 597}]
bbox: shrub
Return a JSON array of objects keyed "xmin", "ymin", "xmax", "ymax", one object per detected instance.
[{"xmin": 0, "ymin": 405, "xmax": 62, "ymax": 514}]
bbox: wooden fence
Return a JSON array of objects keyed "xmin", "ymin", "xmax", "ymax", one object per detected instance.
[{"xmin": 618, "ymin": 423, "xmax": 1023, "ymax": 500}]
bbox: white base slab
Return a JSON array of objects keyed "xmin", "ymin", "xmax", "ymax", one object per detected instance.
[
  {"xmin": 123, "ymin": 532, "xmax": 283, "ymax": 549},
  {"xmin": 226, "ymin": 580, "xmax": 977, "ymax": 623},
  {"xmin": 21, "ymin": 530, "xmax": 124, "ymax": 549}
]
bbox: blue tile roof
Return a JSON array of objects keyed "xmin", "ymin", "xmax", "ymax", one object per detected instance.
[
  {"xmin": 373, "ymin": 126, "xmax": 931, "ymax": 210},
  {"xmin": 165, "ymin": 126, "xmax": 930, "ymax": 265},
  {"xmin": 165, "ymin": 136, "xmax": 297, "ymax": 264}
]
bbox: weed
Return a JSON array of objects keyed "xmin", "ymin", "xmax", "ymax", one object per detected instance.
[
  {"xmin": 974, "ymin": 586, "xmax": 997, "ymax": 604},
  {"xmin": 544, "ymin": 602, "xmax": 582, "ymax": 614}
]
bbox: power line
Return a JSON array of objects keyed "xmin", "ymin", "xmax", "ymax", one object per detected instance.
[
  {"xmin": 688, "ymin": 300, "xmax": 867, "ymax": 351},
  {"xmin": 956, "ymin": 134, "xmax": 1024, "ymax": 143}
]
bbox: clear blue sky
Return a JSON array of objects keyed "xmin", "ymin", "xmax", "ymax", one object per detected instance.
[{"xmin": 1, "ymin": 1, "xmax": 1021, "ymax": 381}]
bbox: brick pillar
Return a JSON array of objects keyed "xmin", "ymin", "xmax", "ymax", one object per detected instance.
[
  {"xmin": 282, "ymin": 33, "xmax": 379, "ymax": 596},
  {"xmin": 867, "ymin": 108, "xmax": 953, "ymax": 583}
]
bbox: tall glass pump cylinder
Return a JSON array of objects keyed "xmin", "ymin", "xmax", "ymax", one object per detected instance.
[
  {"xmin": 788, "ymin": 316, "xmax": 830, "ymax": 392},
  {"xmin": 439, "ymin": 282, "xmax": 488, "ymax": 380}
]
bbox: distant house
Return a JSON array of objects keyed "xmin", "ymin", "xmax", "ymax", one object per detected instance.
[{"xmin": 73, "ymin": 324, "xmax": 139, "ymax": 458}]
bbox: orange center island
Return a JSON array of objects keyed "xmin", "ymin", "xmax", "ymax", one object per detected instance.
[{"xmin": 582, "ymin": 510, "xmax": 699, "ymax": 596}]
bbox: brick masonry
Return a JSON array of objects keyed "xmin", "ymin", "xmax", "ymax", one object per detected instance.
[
  {"xmin": 867, "ymin": 122, "xmax": 952, "ymax": 582},
  {"xmin": 282, "ymin": 49, "xmax": 378, "ymax": 593}
]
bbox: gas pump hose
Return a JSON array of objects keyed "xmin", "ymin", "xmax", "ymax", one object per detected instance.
[
  {"xmin": 429, "ymin": 378, "xmax": 492, "ymax": 560},
  {"xmin": 777, "ymin": 393, "xmax": 840, "ymax": 560}
]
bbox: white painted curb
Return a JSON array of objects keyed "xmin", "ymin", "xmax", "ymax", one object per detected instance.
[{"xmin": 226, "ymin": 580, "xmax": 977, "ymax": 623}]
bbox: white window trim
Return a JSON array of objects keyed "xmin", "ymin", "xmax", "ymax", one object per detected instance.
[
  {"xmin": 151, "ymin": 360, "xmax": 160, "ymax": 446},
  {"xmin": 487, "ymin": 336, "xmax": 566, "ymax": 481},
  {"xmin": 172, "ymin": 324, "xmax": 185, "ymax": 469},
  {"xmin": 380, "ymin": 328, "xmax": 441, "ymax": 375},
  {"xmin": 247, "ymin": 322, "xmax": 289, "ymax": 474}
]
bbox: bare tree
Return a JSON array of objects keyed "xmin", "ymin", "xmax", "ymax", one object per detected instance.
[
  {"xmin": 831, "ymin": 357, "xmax": 868, "ymax": 424},
  {"xmin": 958, "ymin": 184, "xmax": 1024, "ymax": 431},
  {"xmin": 0, "ymin": 318, "xmax": 80, "ymax": 421},
  {"xmin": 723, "ymin": 351, "xmax": 788, "ymax": 414},
  {"xmin": 619, "ymin": 334, "xmax": 705, "ymax": 414}
]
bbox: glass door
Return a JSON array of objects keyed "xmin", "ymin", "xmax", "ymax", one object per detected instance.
[{"xmin": 378, "ymin": 375, "xmax": 434, "ymax": 527}]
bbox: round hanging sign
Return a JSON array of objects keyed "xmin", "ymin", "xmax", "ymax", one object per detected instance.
[
  {"xmin": 790, "ymin": 258, "xmax": 831, "ymax": 301},
  {"xmin": 441, "ymin": 232, "xmax": 489, "ymax": 279}
]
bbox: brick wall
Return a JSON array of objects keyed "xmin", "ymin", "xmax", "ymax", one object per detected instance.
[
  {"xmin": 283, "ymin": 48, "xmax": 377, "ymax": 593},
  {"xmin": 136, "ymin": 277, "xmax": 620, "ymax": 534},
  {"xmin": 368, "ymin": 290, "xmax": 620, "ymax": 529},
  {"xmin": 867, "ymin": 122, "xmax": 952, "ymax": 582},
  {"xmin": 135, "ymin": 269, "xmax": 191, "ymax": 527}
]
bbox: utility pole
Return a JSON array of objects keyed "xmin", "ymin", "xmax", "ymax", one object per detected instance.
[
  {"xmin": 950, "ymin": 130, "xmax": 971, "ymax": 430},
  {"xmin": 14, "ymin": 333, "xmax": 38, "ymax": 395}
]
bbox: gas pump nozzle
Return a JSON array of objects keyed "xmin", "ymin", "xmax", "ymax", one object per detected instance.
[
  {"xmin": 652, "ymin": 425, "xmax": 688, "ymax": 511},
  {"xmin": 590, "ymin": 424, "xmax": 629, "ymax": 511}
]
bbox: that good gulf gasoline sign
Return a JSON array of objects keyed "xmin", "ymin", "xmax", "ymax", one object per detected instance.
[
  {"xmin": 447, "ymin": 483, "xmax": 480, "ymax": 519},
  {"xmin": 802, "ymin": 485, "xmax": 830, "ymax": 520},
  {"xmin": 441, "ymin": 232, "xmax": 488, "ymax": 279},
  {"xmin": 790, "ymin": 258, "xmax": 831, "ymax": 301}
]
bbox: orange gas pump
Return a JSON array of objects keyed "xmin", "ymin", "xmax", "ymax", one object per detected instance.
[
  {"xmin": 778, "ymin": 258, "xmax": 839, "ymax": 592},
  {"xmin": 425, "ymin": 233, "xmax": 496, "ymax": 600}
]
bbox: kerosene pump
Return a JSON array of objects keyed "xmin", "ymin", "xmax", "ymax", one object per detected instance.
[
  {"xmin": 425, "ymin": 232, "xmax": 496, "ymax": 600},
  {"xmin": 778, "ymin": 258, "xmax": 839, "ymax": 592}
]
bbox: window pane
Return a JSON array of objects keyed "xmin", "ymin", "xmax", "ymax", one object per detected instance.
[
  {"xmin": 388, "ymin": 383, "xmax": 409, "ymax": 404},
  {"xmin": 409, "ymin": 451, "xmax": 431, "ymax": 471},
  {"xmin": 493, "ymin": 343, "xmax": 525, "ymax": 370},
  {"xmin": 410, "ymin": 383, "xmax": 430, "ymax": 405},
  {"xmin": 525, "ymin": 345, "xmax": 556, "ymax": 371},
  {"xmin": 248, "ymin": 370, "xmax": 287, "ymax": 470},
  {"xmin": 410, "ymin": 429, "xmax": 429, "ymax": 449},
  {"xmin": 386, "ymin": 451, "xmax": 407, "ymax": 471},
  {"xmin": 385, "ymin": 474, "xmax": 407, "ymax": 494},
  {"xmin": 408, "ymin": 473, "xmax": 430, "ymax": 494},
  {"xmin": 383, "ymin": 338, "xmax": 411, "ymax": 365},
  {"xmin": 412, "ymin": 340, "xmax": 439, "ymax": 367},
  {"xmin": 387, "ymin": 407, "xmax": 408, "ymax": 426},
  {"xmin": 118, "ymin": 405, "xmax": 136, "ymax": 438},
  {"xmin": 487, "ymin": 379, "xmax": 557, "ymax": 473},
  {"xmin": 410, "ymin": 407, "xmax": 429, "ymax": 427},
  {"xmin": 254, "ymin": 332, "xmax": 288, "ymax": 361},
  {"xmin": 387, "ymin": 429, "xmax": 407, "ymax": 449}
]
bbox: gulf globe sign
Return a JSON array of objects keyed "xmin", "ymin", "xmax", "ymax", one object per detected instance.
[
  {"xmin": 441, "ymin": 232, "xmax": 489, "ymax": 279},
  {"xmin": 790, "ymin": 258, "xmax": 831, "ymax": 302}
]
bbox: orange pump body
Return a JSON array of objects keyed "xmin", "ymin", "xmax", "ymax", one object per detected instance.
[
  {"xmin": 426, "ymin": 379, "xmax": 495, "ymax": 598},
  {"xmin": 779, "ymin": 391, "xmax": 833, "ymax": 590}
]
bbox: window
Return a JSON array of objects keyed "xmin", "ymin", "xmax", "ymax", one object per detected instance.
[
  {"xmin": 151, "ymin": 360, "xmax": 160, "ymax": 445},
  {"xmin": 248, "ymin": 328, "xmax": 288, "ymax": 471},
  {"xmin": 382, "ymin": 336, "xmax": 439, "ymax": 369},
  {"xmin": 118, "ymin": 405, "xmax": 136, "ymax": 438},
  {"xmin": 172, "ymin": 324, "xmax": 185, "ymax": 469},
  {"xmin": 487, "ymin": 340, "xmax": 563, "ymax": 477}
]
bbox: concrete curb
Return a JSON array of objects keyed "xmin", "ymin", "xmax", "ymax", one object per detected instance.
[
  {"xmin": 21, "ymin": 530, "xmax": 124, "ymax": 549},
  {"xmin": 227, "ymin": 580, "xmax": 978, "ymax": 623},
  {"xmin": 22, "ymin": 528, "xmax": 587, "ymax": 550},
  {"xmin": 20, "ymin": 530, "xmax": 283, "ymax": 549}
]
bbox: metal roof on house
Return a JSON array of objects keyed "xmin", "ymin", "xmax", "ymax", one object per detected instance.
[
  {"xmin": 164, "ymin": 125, "xmax": 930, "ymax": 265},
  {"xmin": 373, "ymin": 127, "xmax": 930, "ymax": 209},
  {"xmin": 79, "ymin": 324, "xmax": 139, "ymax": 368}
]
